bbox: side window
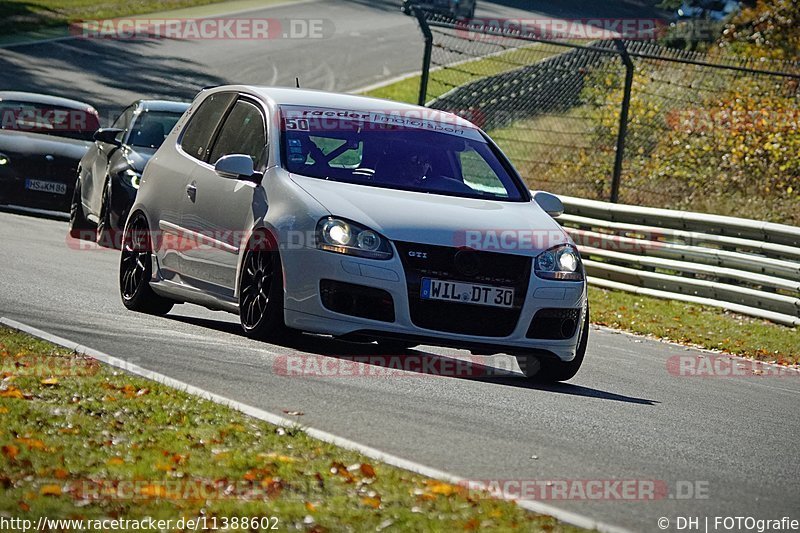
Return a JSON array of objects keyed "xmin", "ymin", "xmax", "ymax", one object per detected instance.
[
  {"xmin": 208, "ymin": 99, "xmax": 267, "ymax": 167},
  {"xmin": 180, "ymin": 92, "xmax": 236, "ymax": 161}
]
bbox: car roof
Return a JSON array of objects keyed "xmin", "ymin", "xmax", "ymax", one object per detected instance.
[
  {"xmin": 136, "ymin": 100, "xmax": 191, "ymax": 113},
  {"xmin": 205, "ymin": 85, "xmax": 477, "ymax": 130},
  {"xmin": 0, "ymin": 91, "xmax": 97, "ymax": 112}
]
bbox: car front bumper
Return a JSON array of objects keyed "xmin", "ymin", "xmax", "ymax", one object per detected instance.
[{"xmin": 281, "ymin": 246, "xmax": 587, "ymax": 362}]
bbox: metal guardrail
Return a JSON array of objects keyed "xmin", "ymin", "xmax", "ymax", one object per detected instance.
[{"xmin": 557, "ymin": 196, "xmax": 800, "ymax": 327}]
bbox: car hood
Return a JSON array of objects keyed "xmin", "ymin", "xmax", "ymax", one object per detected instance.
[
  {"xmin": 0, "ymin": 130, "xmax": 90, "ymax": 160},
  {"xmin": 290, "ymin": 174, "xmax": 569, "ymax": 255}
]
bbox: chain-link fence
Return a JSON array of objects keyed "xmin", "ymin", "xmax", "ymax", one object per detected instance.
[{"xmin": 412, "ymin": 12, "xmax": 800, "ymax": 225}]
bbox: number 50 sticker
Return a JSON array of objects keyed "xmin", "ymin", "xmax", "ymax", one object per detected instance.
[{"xmin": 284, "ymin": 118, "xmax": 310, "ymax": 131}]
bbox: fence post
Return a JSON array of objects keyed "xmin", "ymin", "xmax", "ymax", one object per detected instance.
[
  {"xmin": 413, "ymin": 8, "xmax": 434, "ymax": 107},
  {"xmin": 611, "ymin": 39, "xmax": 633, "ymax": 204}
]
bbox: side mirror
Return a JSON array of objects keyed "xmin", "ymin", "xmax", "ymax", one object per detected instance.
[
  {"xmin": 93, "ymin": 128, "xmax": 124, "ymax": 147},
  {"xmin": 214, "ymin": 154, "xmax": 261, "ymax": 183},
  {"xmin": 533, "ymin": 191, "xmax": 564, "ymax": 218}
]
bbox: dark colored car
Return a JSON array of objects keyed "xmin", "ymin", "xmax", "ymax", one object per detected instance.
[
  {"xmin": 0, "ymin": 92, "xmax": 100, "ymax": 214},
  {"xmin": 402, "ymin": 0, "xmax": 476, "ymax": 19},
  {"xmin": 69, "ymin": 99, "xmax": 189, "ymax": 247}
]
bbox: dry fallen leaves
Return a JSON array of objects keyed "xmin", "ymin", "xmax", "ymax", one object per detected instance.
[
  {"xmin": 329, "ymin": 462, "xmax": 354, "ymax": 483},
  {"xmin": 360, "ymin": 463, "xmax": 377, "ymax": 479},
  {"xmin": 361, "ymin": 496, "xmax": 382, "ymax": 509},
  {"xmin": 260, "ymin": 478, "xmax": 283, "ymax": 498},
  {"xmin": 0, "ymin": 386, "xmax": 27, "ymax": 399},
  {"xmin": 243, "ymin": 467, "xmax": 273, "ymax": 482},
  {"xmin": 40, "ymin": 484, "xmax": 62, "ymax": 496},
  {"xmin": 2, "ymin": 444, "xmax": 19, "ymax": 460},
  {"xmin": 464, "ymin": 518, "xmax": 481, "ymax": 530},
  {"xmin": 40, "ymin": 377, "xmax": 59, "ymax": 386},
  {"xmin": 16, "ymin": 438, "xmax": 45, "ymax": 450},
  {"xmin": 427, "ymin": 480, "xmax": 459, "ymax": 496}
]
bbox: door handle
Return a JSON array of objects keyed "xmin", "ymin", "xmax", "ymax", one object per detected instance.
[{"xmin": 186, "ymin": 181, "xmax": 197, "ymax": 201}]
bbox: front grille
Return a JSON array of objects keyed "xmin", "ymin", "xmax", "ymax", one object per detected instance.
[
  {"xmin": 527, "ymin": 308, "xmax": 581, "ymax": 340},
  {"xmin": 395, "ymin": 242, "xmax": 531, "ymax": 337}
]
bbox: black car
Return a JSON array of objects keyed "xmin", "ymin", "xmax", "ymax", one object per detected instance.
[
  {"xmin": 69, "ymin": 99, "xmax": 189, "ymax": 247},
  {"xmin": 0, "ymin": 92, "xmax": 100, "ymax": 214}
]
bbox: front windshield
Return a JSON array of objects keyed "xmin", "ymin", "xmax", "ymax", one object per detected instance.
[
  {"xmin": 128, "ymin": 110, "xmax": 184, "ymax": 149},
  {"xmin": 280, "ymin": 105, "xmax": 526, "ymax": 201},
  {"xmin": 0, "ymin": 100, "xmax": 100, "ymax": 141}
]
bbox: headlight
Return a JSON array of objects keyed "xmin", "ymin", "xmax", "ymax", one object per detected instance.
[
  {"xmin": 316, "ymin": 217, "xmax": 393, "ymax": 260},
  {"xmin": 0, "ymin": 153, "xmax": 9, "ymax": 166},
  {"xmin": 124, "ymin": 168, "xmax": 141, "ymax": 189},
  {"xmin": 535, "ymin": 244, "xmax": 583, "ymax": 281}
]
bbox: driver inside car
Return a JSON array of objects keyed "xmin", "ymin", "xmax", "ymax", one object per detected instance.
[{"xmin": 378, "ymin": 141, "xmax": 432, "ymax": 187}]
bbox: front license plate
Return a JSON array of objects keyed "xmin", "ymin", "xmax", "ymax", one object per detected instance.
[
  {"xmin": 421, "ymin": 278, "xmax": 514, "ymax": 308},
  {"xmin": 25, "ymin": 179, "xmax": 67, "ymax": 195}
]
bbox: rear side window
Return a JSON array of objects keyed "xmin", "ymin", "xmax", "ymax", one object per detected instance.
[
  {"xmin": 208, "ymin": 99, "xmax": 267, "ymax": 167},
  {"xmin": 180, "ymin": 92, "xmax": 236, "ymax": 161}
]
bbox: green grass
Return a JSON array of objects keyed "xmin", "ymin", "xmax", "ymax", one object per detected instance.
[
  {"xmin": 0, "ymin": 326, "xmax": 585, "ymax": 532},
  {"xmin": 364, "ymin": 44, "xmax": 564, "ymax": 104},
  {"xmin": 589, "ymin": 287, "xmax": 800, "ymax": 365}
]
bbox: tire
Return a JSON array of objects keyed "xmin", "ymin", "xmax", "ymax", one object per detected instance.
[
  {"xmin": 238, "ymin": 248, "xmax": 288, "ymax": 341},
  {"xmin": 517, "ymin": 304, "xmax": 589, "ymax": 383},
  {"xmin": 68, "ymin": 177, "xmax": 94, "ymax": 239},
  {"xmin": 119, "ymin": 212, "xmax": 174, "ymax": 315},
  {"xmin": 96, "ymin": 179, "xmax": 119, "ymax": 249}
]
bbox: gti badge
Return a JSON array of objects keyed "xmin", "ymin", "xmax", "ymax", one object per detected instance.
[{"xmin": 408, "ymin": 251, "xmax": 428, "ymax": 259}]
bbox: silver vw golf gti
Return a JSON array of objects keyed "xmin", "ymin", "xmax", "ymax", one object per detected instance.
[{"xmin": 119, "ymin": 85, "xmax": 589, "ymax": 382}]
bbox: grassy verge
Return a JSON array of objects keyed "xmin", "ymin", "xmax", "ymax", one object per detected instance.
[
  {"xmin": 365, "ymin": 44, "xmax": 562, "ymax": 104},
  {"xmin": 0, "ymin": 326, "xmax": 583, "ymax": 532},
  {"xmin": 589, "ymin": 287, "xmax": 800, "ymax": 365},
  {"xmin": 362, "ymin": 79, "xmax": 799, "ymax": 365}
]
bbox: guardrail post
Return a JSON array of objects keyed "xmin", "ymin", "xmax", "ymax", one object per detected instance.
[
  {"xmin": 413, "ymin": 7, "xmax": 434, "ymax": 107},
  {"xmin": 611, "ymin": 39, "xmax": 633, "ymax": 204}
]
